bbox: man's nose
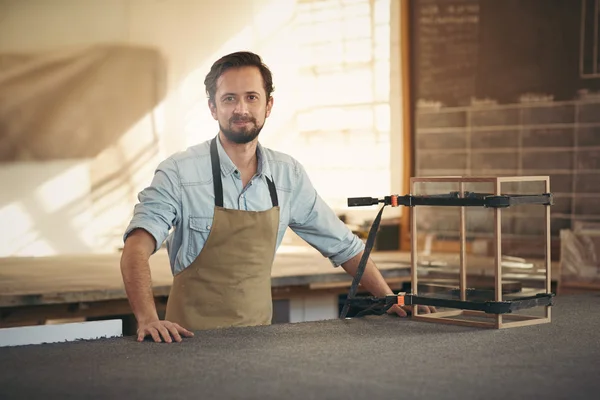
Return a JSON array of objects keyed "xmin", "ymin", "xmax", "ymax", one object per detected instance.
[{"xmin": 234, "ymin": 99, "xmax": 249, "ymax": 114}]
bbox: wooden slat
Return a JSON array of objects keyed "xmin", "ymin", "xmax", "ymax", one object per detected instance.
[
  {"xmin": 399, "ymin": 0, "xmax": 413, "ymax": 252},
  {"xmin": 497, "ymin": 176, "xmax": 550, "ymax": 182},
  {"xmin": 459, "ymin": 182, "xmax": 466, "ymax": 301},
  {"xmin": 545, "ymin": 176, "xmax": 552, "ymax": 320},
  {"xmin": 499, "ymin": 317, "xmax": 551, "ymax": 329},
  {"xmin": 411, "ymin": 179, "xmax": 419, "ymax": 316},
  {"xmin": 411, "ymin": 177, "xmax": 497, "ymax": 183},
  {"xmin": 500, "ymin": 314, "xmax": 542, "ymax": 322},
  {"xmin": 411, "ymin": 314, "xmax": 496, "ymax": 328},
  {"xmin": 411, "ymin": 176, "xmax": 551, "ymax": 183},
  {"xmin": 417, "ymin": 310, "xmax": 464, "ymax": 318},
  {"xmin": 462, "ymin": 311, "xmax": 540, "ymax": 322},
  {"xmin": 494, "ymin": 178, "xmax": 502, "ymax": 328}
]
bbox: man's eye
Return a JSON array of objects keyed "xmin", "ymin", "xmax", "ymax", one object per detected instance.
[{"xmin": 248, "ymin": 95, "xmax": 257, "ymax": 101}]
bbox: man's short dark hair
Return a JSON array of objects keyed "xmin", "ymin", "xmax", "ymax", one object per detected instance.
[{"xmin": 204, "ymin": 51, "xmax": 274, "ymax": 105}]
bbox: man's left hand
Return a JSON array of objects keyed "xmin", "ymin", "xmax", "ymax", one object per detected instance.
[{"xmin": 387, "ymin": 304, "xmax": 436, "ymax": 317}]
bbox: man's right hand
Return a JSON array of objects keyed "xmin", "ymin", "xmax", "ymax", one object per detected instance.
[{"xmin": 137, "ymin": 320, "xmax": 194, "ymax": 343}]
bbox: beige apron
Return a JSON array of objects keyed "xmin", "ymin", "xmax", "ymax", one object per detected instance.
[{"xmin": 165, "ymin": 137, "xmax": 279, "ymax": 330}]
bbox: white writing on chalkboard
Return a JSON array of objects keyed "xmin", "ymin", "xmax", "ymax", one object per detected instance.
[{"xmin": 415, "ymin": 0, "xmax": 480, "ymax": 107}]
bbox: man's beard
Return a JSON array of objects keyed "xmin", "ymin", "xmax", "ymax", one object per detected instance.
[{"xmin": 220, "ymin": 115, "xmax": 264, "ymax": 144}]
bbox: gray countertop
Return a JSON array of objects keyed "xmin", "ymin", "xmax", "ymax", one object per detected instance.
[{"xmin": 0, "ymin": 293, "xmax": 598, "ymax": 399}]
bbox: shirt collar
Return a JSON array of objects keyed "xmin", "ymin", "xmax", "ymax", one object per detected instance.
[{"xmin": 214, "ymin": 135, "xmax": 273, "ymax": 180}]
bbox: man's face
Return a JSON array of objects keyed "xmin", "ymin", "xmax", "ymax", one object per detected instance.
[{"xmin": 209, "ymin": 66, "xmax": 273, "ymax": 144}]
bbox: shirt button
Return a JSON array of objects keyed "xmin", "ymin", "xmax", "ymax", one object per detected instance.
[{"xmin": 206, "ymin": 225, "xmax": 211, "ymax": 230}]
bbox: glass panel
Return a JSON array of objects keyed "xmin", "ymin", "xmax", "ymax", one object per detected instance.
[
  {"xmin": 413, "ymin": 181, "xmax": 461, "ymax": 311},
  {"xmin": 500, "ymin": 179, "xmax": 550, "ymax": 319}
]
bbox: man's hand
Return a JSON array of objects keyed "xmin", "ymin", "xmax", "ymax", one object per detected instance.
[
  {"xmin": 387, "ymin": 304, "xmax": 437, "ymax": 317},
  {"xmin": 137, "ymin": 320, "xmax": 194, "ymax": 343}
]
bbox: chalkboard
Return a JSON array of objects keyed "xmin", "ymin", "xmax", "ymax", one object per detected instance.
[
  {"xmin": 409, "ymin": 0, "xmax": 600, "ymax": 251},
  {"xmin": 411, "ymin": 0, "xmax": 600, "ymax": 107},
  {"xmin": 411, "ymin": 0, "xmax": 479, "ymax": 107}
]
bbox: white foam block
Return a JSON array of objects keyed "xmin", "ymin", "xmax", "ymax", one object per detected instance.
[{"xmin": 0, "ymin": 320, "xmax": 122, "ymax": 347}]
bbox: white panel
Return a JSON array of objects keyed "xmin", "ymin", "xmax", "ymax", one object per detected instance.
[
  {"xmin": 289, "ymin": 294, "xmax": 338, "ymax": 323},
  {"xmin": 0, "ymin": 320, "xmax": 122, "ymax": 347}
]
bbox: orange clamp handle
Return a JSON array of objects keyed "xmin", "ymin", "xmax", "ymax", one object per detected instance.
[{"xmin": 396, "ymin": 293, "xmax": 405, "ymax": 306}]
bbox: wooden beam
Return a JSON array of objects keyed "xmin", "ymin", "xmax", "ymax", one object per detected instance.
[{"xmin": 400, "ymin": 0, "xmax": 414, "ymax": 252}]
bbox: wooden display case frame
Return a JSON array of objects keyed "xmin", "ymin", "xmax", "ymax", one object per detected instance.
[{"xmin": 409, "ymin": 176, "xmax": 552, "ymax": 329}]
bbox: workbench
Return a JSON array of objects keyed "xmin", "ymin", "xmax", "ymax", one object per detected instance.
[
  {"xmin": 0, "ymin": 245, "xmax": 559, "ymax": 331},
  {"xmin": 0, "ymin": 293, "xmax": 597, "ymax": 399},
  {"xmin": 0, "ymin": 246, "xmax": 409, "ymax": 329}
]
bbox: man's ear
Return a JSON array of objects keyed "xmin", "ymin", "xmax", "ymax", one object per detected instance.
[
  {"xmin": 265, "ymin": 96, "xmax": 274, "ymax": 118},
  {"xmin": 208, "ymin": 99, "xmax": 218, "ymax": 120}
]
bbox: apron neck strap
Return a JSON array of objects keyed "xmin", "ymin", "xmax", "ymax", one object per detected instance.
[
  {"xmin": 210, "ymin": 137, "xmax": 278, "ymax": 208},
  {"xmin": 266, "ymin": 177, "xmax": 278, "ymax": 207},
  {"xmin": 210, "ymin": 138, "xmax": 225, "ymax": 207}
]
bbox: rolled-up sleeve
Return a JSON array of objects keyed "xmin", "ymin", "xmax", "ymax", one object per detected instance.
[
  {"xmin": 289, "ymin": 160, "xmax": 365, "ymax": 267},
  {"xmin": 123, "ymin": 158, "xmax": 181, "ymax": 253}
]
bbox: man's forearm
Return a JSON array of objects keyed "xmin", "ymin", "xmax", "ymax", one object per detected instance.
[
  {"xmin": 120, "ymin": 233, "xmax": 160, "ymax": 324},
  {"xmin": 341, "ymin": 251, "xmax": 394, "ymax": 297}
]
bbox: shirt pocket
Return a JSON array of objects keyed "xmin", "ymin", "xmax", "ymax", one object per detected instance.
[
  {"xmin": 277, "ymin": 208, "xmax": 290, "ymax": 236},
  {"xmin": 188, "ymin": 216, "xmax": 213, "ymax": 257}
]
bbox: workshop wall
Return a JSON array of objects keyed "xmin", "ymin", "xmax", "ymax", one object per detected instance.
[
  {"xmin": 410, "ymin": 0, "xmax": 600, "ymax": 258},
  {"xmin": 0, "ymin": 0, "xmax": 403, "ymax": 256}
]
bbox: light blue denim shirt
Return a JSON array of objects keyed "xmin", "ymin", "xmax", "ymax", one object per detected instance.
[{"xmin": 124, "ymin": 136, "xmax": 365, "ymax": 275}]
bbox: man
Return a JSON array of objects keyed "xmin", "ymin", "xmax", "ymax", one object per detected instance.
[{"xmin": 120, "ymin": 51, "xmax": 432, "ymax": 344}]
